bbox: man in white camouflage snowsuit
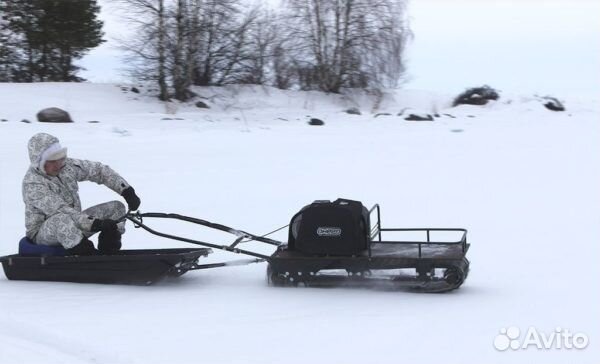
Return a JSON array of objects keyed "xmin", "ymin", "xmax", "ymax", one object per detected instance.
[{"xmin": 22, "ymin": 133, "xmax": 141, "ymax": 255}]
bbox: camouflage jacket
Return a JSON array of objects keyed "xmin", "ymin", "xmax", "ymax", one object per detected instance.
[{"xmin": 22, "ymin": 133, "xmax": 131, "ymax": 240}]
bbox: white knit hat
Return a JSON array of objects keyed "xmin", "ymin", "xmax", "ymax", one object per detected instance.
[{"xmin": 39, "ymin": 142, "xmax": 68, "ymax": 170}]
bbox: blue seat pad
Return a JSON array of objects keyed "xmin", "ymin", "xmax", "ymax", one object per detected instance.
[{"xmin": 19, "ymin": 237, "xmax": 67, "ymax": 257}]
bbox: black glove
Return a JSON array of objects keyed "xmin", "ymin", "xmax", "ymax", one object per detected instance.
[
  {"xmin": 66, "ymin": 238, "xmax": 98, "ymax": 256},
  {"xmin": 91, "ymin": 218, "xmax": 119, "ymax": 233},
  {"xmin": 122, "ymin": 186, "xmax": 141, "ymax": 211}
]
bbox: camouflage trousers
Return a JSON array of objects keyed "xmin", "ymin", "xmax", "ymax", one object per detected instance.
[{"xmin": 35, "ymin": 201, "xmax": 126, "ymax": 249}]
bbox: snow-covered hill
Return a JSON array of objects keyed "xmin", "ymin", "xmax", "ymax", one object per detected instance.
[{"xmin": 0, "ymin": 83, "xmax": 598, "ymax": 364}]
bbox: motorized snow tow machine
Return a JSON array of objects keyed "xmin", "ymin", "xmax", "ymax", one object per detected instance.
[{"xmin": 1, "ymin": 199, "xmax": 470, "ymax": 292}]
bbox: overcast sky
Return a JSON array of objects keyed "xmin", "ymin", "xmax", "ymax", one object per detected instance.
[{"xmin": 80, "ymin": 0, "xmax": 600, "ymax": 96}]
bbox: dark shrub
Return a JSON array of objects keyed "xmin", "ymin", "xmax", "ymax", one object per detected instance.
[{"xmin": 453, "ymin": 85, "xmax": 499, "ymax": 106}]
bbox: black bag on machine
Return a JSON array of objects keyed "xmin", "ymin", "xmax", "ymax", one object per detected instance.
[{"xmin": 288, "ymin": 199, "xmax": 371, "ymax": 256}]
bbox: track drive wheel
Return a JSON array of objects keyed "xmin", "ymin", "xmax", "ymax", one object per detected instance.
[{"xmin": 266, "ymin": 264, "xmax": 287, "ymax": 287}]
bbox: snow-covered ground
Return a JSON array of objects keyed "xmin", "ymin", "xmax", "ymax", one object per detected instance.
[{"xmin": 0, "ymin": 83, "xmax": 598, "ymax": 364}]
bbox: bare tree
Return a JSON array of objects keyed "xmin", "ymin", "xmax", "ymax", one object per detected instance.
[
  {"xmin": 213, "ymin": 7, "xmax": 252, "ymax": 85},
  {"xmin": 170, "ymin": 0, "xmax": 188, "ymax": 100},
  {"xmin": 283, "ymin": 0, "xmax": 410, "ymax": 93},
  {"xmin": 191, "ymin": 0, "xmax": 241, "ymax": 86},
  {"xmin": 156, "ymin": 0, "xmax": 169, "ymax": 100},
  {"xmin": 184, "ymin": 0, "xmax": 201, "ymax": 91},
  {"xmin": 117, "ymin": 0, "xmax": 410, "ymax": 100},
  {"xmin": 118, "ymin": 0, "xmax": 170, "ymax": 100},
  {"xmin": 272, "ymin": 42, "xmax": 294, "ymax": 89},
  {"xmin": 120, "ymin": 0, "xmax": 264, "ymax": 99},
  {"xmin": 231, "ymin": 8, "xmax": 283, "ymax": 85}
]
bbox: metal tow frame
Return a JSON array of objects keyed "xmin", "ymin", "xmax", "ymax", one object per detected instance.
[{"xmin": 126, "ymin": 212, "xmax": 283, "ymax": 269}]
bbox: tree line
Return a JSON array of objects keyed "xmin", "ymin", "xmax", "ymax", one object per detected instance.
[
  {"xmin": 0, "ymin": 0, "xmax": 103, "ymax": 82},
  {"xmin": 0, "ymin": 0, "xmax": 410, "ymax": 100}
]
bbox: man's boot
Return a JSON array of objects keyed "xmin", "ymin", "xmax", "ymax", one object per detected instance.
[
  {"xmin": 98, "ymin": 228, "xmax": 122, "ymax": 255},
  {"xmin": 66, "ymin": 238, "xmax": 98, "ymax": 256}
]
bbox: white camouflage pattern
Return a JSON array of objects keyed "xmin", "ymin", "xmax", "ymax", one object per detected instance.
[
  {"xmin": 23, "ymin": 133, "xmax": 131, "ymax": 248},
  {"xmin": 36, "ymin": 201, "xmax": 126, "ymax": 248}
]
